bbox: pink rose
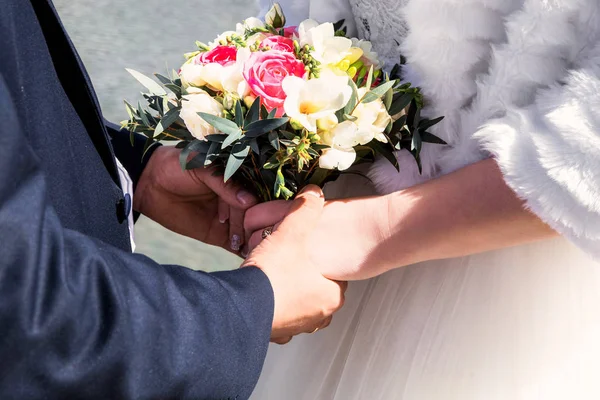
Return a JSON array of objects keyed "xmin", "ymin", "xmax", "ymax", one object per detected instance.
[
  {"xmin": 260, "ymin": 36, "xmax": 295, "ymax": 53},
  {"xmin": 194, "ymin": 46, "xmax": 237, "ymax": 66},
  {"xmin": 243, "ymin": 50, "xmax": 306, "ymax": 116},
  {"xmin": 283, "ymin": 26, "xmax": 298, "ymax": 38}
]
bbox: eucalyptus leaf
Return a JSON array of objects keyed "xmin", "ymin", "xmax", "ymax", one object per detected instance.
[
  {"xmin": 185, "ymin": 152, "xmax": 208, "ymax": 170},
  {"xmin": 366, "ymin": 65, "xmax": 374, "ymax": 89},
  {"xmin": 198, "ymin": 113, "xmax": 241, "ymax": 136},
  {"xmin": 421, "ymin": 131, "xmax": 447, "ymax": 145},
  {"xmin": 137, "ymin": 102, "xmax": 151, "ymax": 127},
  {"xmin": 126, "ymin": 68, "xmax": 167, "ymax": 96},
  {"xmin": 222, "ymin": 129, "xmax": 244, "ymax": 148},
  {"xmin": 154, "ymin": 106, "xmax": 181, "ymax": 137},
  {"xmin": 245, "ymin": 96, "xmax": 261, "ymax": 126},
  {"xmin": 388, "ymin": 92, "xmax": 413, "ymax": 116},
  {"xmin": 205, "ymin": 134, "xmax": 228, "ymax": 143},
  {"xmin": 384, "ymin": 81, "xmax": 394, "ymax": 110},
  {"xmin": 164, "ymin": 84, "xmax": 182, "ymax": 97},
  {"xmin": 179, "ymin": 139, "xmax": 210, "ymax": 170},
  {"xmin": 418, "ymin": 116, "xmax": 445, "ymax": 131},
  {"xmin": 344, "ymin": 78, "xmax": 359, "ymax": 115},
  {"xmin": 154, "ymin": 73, "xmax": 172, "ymax": 85},
  {"xmin": 224, "ymin": 144, "xmax": 250, "ymax": 182},
  {"xmin": 205, "ymin": 141, "xmax": 221, "ymax": 166},
  {"xmin": 361, "ymin": 81, "xmax": 396, "ymax": 103},
  {"xmin": 268, "ymin": 131, "xmax": 280, "ymax": 150},
  {"xmin": 250, "ymin": 139, "xmax": 260, "ymax": 155},
  {"xmin": 245, "ymin": 117, "xmax": 290, "ymax": 138},
  {"xmin": 411, "ymin": 129, "xmax": 422, "ymax": 153},
  {"xmin": 235, "ymin": 101, "xmax": 244, "ymax": 127}
]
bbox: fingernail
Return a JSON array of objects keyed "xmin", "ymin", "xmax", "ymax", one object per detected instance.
[
  {"xmin": 231, "ymin": 234, "xmax": 242, "ymax": 251},
  {"xmin": 219, "ymin": 218, "xmax": 227, "ymax": 224},
  {"xmin": 299, "ymin": 186, "xmax": 323, "ymax": 199},
  {"xmin": 236, "ymin": 190, "xmax": 255, "ymax": 206}
]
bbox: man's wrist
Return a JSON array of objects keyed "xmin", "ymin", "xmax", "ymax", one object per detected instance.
[{"xmin": 132, "ymin": 145, "xmax": 164, "ymax": 214}]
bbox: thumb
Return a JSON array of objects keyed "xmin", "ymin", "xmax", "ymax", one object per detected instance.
[{"xmin": 273, "ymin": 185, "xmax": 324, "ymax": 240}]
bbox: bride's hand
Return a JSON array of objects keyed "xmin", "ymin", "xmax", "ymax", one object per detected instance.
[{"xmin": 244, "ymin": 195, "xmax": 391, "ymax": 280}]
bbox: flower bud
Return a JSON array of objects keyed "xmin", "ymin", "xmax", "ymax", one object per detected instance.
[{"xmin": 265, "ymin": 3, "xmax": 286, "ymax": 29}]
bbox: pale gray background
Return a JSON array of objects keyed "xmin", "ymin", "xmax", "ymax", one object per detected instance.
[{"xmin": 54, "ymin": 0, "xmax": 259, "ymax": 271}]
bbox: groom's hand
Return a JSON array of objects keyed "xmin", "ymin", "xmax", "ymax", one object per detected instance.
[
  {"xmin": 133, "ymin": 146, "xmax": 257, "ymax": 253},
  {"xmin": 242, "ymin": 186, "xmax": 347, "ymax": 344}
]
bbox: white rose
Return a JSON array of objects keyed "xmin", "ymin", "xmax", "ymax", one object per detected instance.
[
  {"xmin": 298, "ymin": 19, "xmax": 352, "ymax": 66},
  {"xmin": 180, "ymin": 89, "xmax": 224, "ymax": 140},
  {"xmin": 179, "ymin": 63, "xmax": 206, "ymax": 88},
  {"xmin": 180, "ymin": 48, "xmax": 250, "ymax": 98}
]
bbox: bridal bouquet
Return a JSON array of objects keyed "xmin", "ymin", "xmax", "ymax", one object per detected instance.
[{"xmin": 122, "ymin": 3, "xmax": 444, "ymax": 201}]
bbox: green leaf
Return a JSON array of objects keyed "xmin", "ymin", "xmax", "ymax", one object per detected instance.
[
  {"xmin": 344, "ymin": 114, "xmax": 358, "ymax": 122},
  {"xmin": 126, "ymin": 68, "xmax": 167, "ymax": 96},
  {"xmin": 154, "ymin": 73, "xmax": 172, "ymax": 85},
  {"xmin": 280, "ymin": 130, "xmax": 296, "ymax": 140},
  {"xmin": 235, "ymin": 100, "xmax": 244, "ymax": 127},
  {"xmin": 344, "ymin": 78, "xmax": 359, "ymax": 115},
  {"xmin": 245, "ymin": 96, "xmax": 261, "ymax": 126},
  {"xmin": 384, "ymin": 80, "xmax": 394, "ymax": 110},
  {"xmin": 411, "ymin": 129, "xmax": 422, "ymax": 153},
  {"xmin": 137, "ymin": 102, "xmax": 151, "ymax": 126},
  {"xmin": 268, "ymin": 131, "xmax": 280, "ymax": 150},
  {"xmin": 370, "ymin": 140, "xmax": 399, "ymax": 172},
  {"xmin": 124, "ymin": 100, "xmax": 137, "ymax": 119},
  {"xmin": 365, "ymin": 65, "xmax": 374, "ymax": 89},
  {"xmin": 421, "ymin": 131, "xmax": 447, "ymax": 145},
  {"xmin": 204, "ymin": 141, "xmax": 221, "ymax": 166},
  {"xmin": 267, "ymin": 108, "xmax": 278, "ymax": 119},
  {"xmin": 250, "ymin": 139, "xmax": 260, "ymax": 155},
  {"xmin": 222, "ymin": 129, "xmax": 244, "ymax": 148},
  {"xmin": 260, "ymin": 104, "xmax": 270, "ymax": 120},
  {"xmin": 198, "ymin": 113, "xmax": 241, "ymax": 136},
  {"xmin": 245, "ymin": 117, "xmax": 290, "ymax": 138},
  {"xmin": 205, "ymin": 134, "xmax": 228, "ymax": 143},
  {"xmin": 154, "ymin": 106, "xmax": 181, "ymax": 136},
  {"xmin": 179, "ymin": 139, "xmax": 210, "ymax": 170},
  {"xmin": 361, "ymin": 80, "xmax": 396, "ymax": 103},
  {"xmin": 224, "ymin": 144, "xmax": 250, "ymax": 182},
  {"xmin": 185, "ymin": 152, "xmax": 208, "ymax": 170},
  {"xmin": 164, "ymin": 84, "xmax": 182, "ymax": 97},
  {"xmin": 388, "ymin": 92, "xmax": 413, "ymax": 115},
  {"xmin": 418, "ymin": 116, "xmax": 445, "ymax": 131}
]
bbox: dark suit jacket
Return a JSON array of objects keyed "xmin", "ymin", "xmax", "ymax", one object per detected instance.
[{"xmin": 0, "ymin": 1, "xmax": 274, "ymax": 399}]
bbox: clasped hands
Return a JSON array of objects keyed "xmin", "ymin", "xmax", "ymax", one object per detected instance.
[{"xmin": 135, "ymin": 147, "xmax": 349, "ymax": 344}]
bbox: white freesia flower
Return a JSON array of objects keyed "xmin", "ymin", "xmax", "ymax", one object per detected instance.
[
  {"xmin": 180, "ymin": 88, "xmax": 224, "ymax": 140},
  {"xmin": 351, "ymin": 38, "xmax": 382, "ymax": 68},
  {"xmin": 351, "ymin": 87, "xmax": 391, "ymax": 143},
  {"xmin": 209, "ymin": 30, "xmax": 237, "ymax": 48},
  {"xmin": 318, "ymin": 121, "xmax": 361, "ymax": 171},
  {"xmin": 298, "ymin": 19, "xmax": 352, "ymax": 66},
  {"xmin": 319, "ymin": 147, "xmax": 357, "ymax": 171},
  {"xmin": 282, "ymin": 70, "xmax": 352, "ymax": 132}
]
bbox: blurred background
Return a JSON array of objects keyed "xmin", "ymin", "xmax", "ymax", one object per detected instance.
[{"xmin": 54, "ymin": 0, "xmax": 259, "ymax": 271}]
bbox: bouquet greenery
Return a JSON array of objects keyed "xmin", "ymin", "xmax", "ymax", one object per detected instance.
[{"xmin": 123, "ymin": 3, "xmax": 445, "ymax": 202}]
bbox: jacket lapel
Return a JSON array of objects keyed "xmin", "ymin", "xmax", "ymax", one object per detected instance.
[{"xmin": 30, "ymin": 0, "xmax": 121, "ymax": 185}]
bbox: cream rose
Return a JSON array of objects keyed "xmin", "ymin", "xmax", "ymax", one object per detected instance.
[{"xmin": 180, "ymin": 88, "xmax": 224, "ymax": 140}]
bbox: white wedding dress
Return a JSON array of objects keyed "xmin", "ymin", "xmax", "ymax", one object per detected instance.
[{"xmin": 252, "ymin": 1, "xmax": 600, "ymax": 399}]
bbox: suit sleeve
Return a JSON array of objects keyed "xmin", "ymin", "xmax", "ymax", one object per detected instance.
[
  {"xmin": 0, "ymin": 76, "xmax": 274, "ymax": 400},
  {"xmin": 105, "ymin": 121, "xmax": 161, "ymax": 193}
]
